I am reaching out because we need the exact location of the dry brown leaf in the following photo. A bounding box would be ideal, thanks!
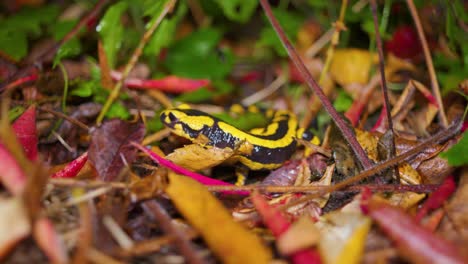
[165,172,272,264]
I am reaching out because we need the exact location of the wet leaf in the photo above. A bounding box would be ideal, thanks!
[89,120,145,181]
[165,172,272,264]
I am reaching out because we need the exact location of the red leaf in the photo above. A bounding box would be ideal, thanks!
[415,176,456,223]
[12,105,38,161]
[51,152,88,179]
[0,143,27,195]
[364,199,466,264]
[88,120,145,181]
[111,71,209,93]
[251,192,322,264]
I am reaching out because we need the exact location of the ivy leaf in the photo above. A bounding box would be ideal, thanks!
[97,1,128,68]
[164,28,234,79]
[440,131,468,166]
[212,0,258,23]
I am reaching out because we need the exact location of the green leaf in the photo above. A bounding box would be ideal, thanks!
[258,8,304,57]
[143,0,169,28]
[8,106,25,122]
[0,30,27,60]
[212,0,258,23]
[54,39,82,66]
[97,1,128,68]
[333,90,353,112]
[144,2,187,57]
[106,102,130,119]
[71,80,95,97]
[175,79,234,103]
[164,28,234,79]
[440,131,468,166]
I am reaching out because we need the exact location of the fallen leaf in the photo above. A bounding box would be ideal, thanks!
[51,152,88,178]
[11,105,38,161]
[89,120,145,181]
[33,217,68,264]
[0,142,27,195]
[165,172,272,264]
[415,175,456,223]
[277,216,320,255]
[166,144,235,171]
[316,211,371,264]
[330,49,374,86]
[0,197,30,261]
[251,192,322,264]
[364,198,467,264]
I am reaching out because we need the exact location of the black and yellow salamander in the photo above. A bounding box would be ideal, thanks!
[160,104,319,185]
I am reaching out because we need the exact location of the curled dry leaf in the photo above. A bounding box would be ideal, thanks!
[0,197,30,261]
[11,105,38,161]
[88,119,145,181]
[316,211,371,264]
[165,172,272,264]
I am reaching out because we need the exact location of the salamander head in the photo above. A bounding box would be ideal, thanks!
[160,106,215,141]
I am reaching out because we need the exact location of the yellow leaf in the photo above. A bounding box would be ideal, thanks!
[165,172,272,264]
[277,216,320,255]
[166,144,235,171]
[317,212,371,264]
[330,49,375,86]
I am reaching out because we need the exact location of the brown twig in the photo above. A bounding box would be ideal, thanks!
[369,0,398,182]
[96,0,176,124]
[259,0,373,170]
[406,0,448,128]
[282,120,462,210]
[142,200,203,264]
[206,183,440,194]
[0,0,109,93]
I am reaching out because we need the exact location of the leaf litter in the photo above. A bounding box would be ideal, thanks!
[0,0,467,263]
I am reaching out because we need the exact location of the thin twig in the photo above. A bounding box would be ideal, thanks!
[206,183,440,194]
[259,0,373,170]
[96,0,176,124]
[369,0,398,182]
[37,106,90,131]
[406,0,448,128]
[0,0,109,93]
[142,200,203,264]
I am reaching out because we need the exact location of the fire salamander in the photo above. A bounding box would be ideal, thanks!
[160,104,319,185]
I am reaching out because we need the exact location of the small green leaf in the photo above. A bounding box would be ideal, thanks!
[71,80,95,97]
[333,90,353,112]
[106,102,130,120]
[8,106,25,122]
[97,1,128,68]
[440,131,468,166]
[54,39,82,66]
[212,0,258,23]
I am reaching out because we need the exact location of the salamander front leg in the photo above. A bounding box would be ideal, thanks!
[235,165,249,186]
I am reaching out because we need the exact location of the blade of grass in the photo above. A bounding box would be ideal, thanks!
[259,0,373,170]
[406,0,448,128]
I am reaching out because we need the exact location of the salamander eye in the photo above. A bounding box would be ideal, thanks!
[301,130,314,141]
